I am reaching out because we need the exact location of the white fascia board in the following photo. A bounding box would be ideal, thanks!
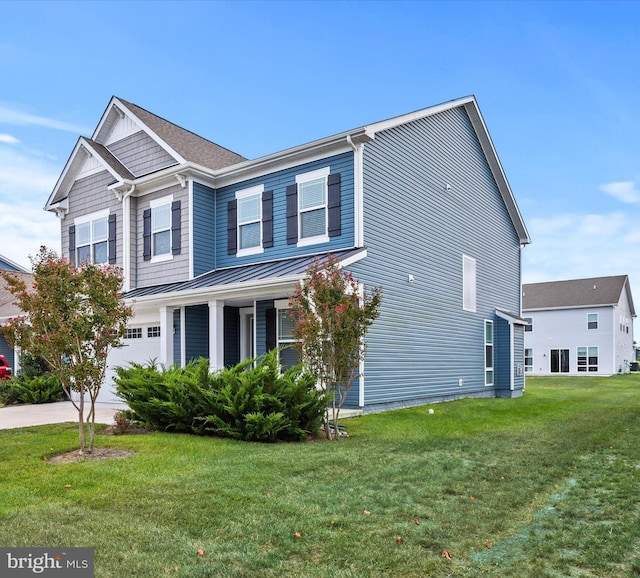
[495,308,528,325]
[463,100,531,246]
[45,138,123,211]
[522,304,616,313]
[126,275,304,308]
[363,95,477,137]
[214,128,372,189]
[103,97,187,164]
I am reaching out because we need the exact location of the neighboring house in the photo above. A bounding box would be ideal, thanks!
[522,275,636,375]
[0,255,31,370]
[45,95,531,408]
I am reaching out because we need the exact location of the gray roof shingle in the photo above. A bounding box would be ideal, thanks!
[117,98,247,171]
[522,275,631,311]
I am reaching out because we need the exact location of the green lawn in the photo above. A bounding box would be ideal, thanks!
[1,375,640,577]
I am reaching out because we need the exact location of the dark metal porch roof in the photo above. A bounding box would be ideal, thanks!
[124,247,366,299]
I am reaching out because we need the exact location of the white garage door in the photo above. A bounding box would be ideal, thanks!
[99,326,161,403]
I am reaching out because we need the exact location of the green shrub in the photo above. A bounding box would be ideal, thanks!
[1,375,63,405]
[114,350,325,442]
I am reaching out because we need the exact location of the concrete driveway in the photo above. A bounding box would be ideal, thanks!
[0,401,126,430]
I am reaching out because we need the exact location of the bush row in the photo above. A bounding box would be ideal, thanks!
[113,348,326,443]
[0,374,64,405]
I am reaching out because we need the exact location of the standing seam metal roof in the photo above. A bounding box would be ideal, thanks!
[124,248,366,299]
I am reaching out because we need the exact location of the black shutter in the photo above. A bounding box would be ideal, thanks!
[223,306,240,368]
[286,184,298,245]
[171,200,181,255]
[262,190,273,248]
[265,308,277,351]
[327,173,341,237]
[108,214,117,264]
[143,208,152,261]
[68,225,76,265]
[227,199,237,255]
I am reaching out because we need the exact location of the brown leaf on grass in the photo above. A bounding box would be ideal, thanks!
[413,518,420,525]
[196,549,206,557]
[396,536,402,544]
[484,540,491,548]
[470,495,476,500]
[294,532,302,539]
[64,484,72,489]
[442,550,452,559]
[362,510,371,515]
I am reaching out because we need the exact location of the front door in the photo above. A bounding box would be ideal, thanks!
[550,349,569,373]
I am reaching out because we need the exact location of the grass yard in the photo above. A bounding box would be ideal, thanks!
[1,375,640,577]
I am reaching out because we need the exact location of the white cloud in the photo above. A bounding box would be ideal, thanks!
[0,133,19,144]
[0,103,89,134]
[599,181,640,204]
[0,147,59,197]
[523,211,640,285]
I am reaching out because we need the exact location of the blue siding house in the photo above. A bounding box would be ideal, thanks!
[45,95,530,406]
[0,254,30,370]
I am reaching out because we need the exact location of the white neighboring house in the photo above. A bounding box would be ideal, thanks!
[522,275,636,376]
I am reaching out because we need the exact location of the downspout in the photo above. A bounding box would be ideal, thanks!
[346,135,365,247]
[118,184,135,292]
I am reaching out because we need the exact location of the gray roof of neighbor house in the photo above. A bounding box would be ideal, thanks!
[116,98,247,171]
[522,275,635,315]
[0,272,33,320]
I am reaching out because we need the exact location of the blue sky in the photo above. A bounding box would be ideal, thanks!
[1,0,639,304]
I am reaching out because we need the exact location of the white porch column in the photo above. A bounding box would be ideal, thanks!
[208,300,224,371]
[159,306,174,366]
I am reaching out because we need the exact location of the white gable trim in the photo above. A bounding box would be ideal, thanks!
[90,98,184,170]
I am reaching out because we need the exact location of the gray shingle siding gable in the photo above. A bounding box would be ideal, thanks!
[135,184,189,288]
[106,130,177,177]
[348,106,522,409]
[61,170,123,267]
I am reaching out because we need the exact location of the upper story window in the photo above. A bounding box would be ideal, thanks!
[588,313,598,330]
[151,200,171,257]
[524,317,533,332]
[463,255,477,312]
[236,185,264,257]
[286,167,341,248]
[297,168,329,245]
[71,209,116,266]
[143,196,181,263]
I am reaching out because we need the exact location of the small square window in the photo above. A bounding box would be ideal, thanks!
[588,313,598,330]
[125,327,143,339]
[147,326,161,338]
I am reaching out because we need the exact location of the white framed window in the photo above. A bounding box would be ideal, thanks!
[463,255,477,312]
[125,327,143,339]
[150,196,172,260]
[525,348,533,372]
[236,185,264,257]
[275,298,299,370]
[297,167,330,247]
[524,317,533,332]
[75,209,109,265]
[484,320,493,385]
[577,346,598,372]
[587,313,598,330]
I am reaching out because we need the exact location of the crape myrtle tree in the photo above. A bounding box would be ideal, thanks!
[0,247,132,454]
[289,255,381,440]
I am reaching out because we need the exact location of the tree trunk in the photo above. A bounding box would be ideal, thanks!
[77,390,85,455]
